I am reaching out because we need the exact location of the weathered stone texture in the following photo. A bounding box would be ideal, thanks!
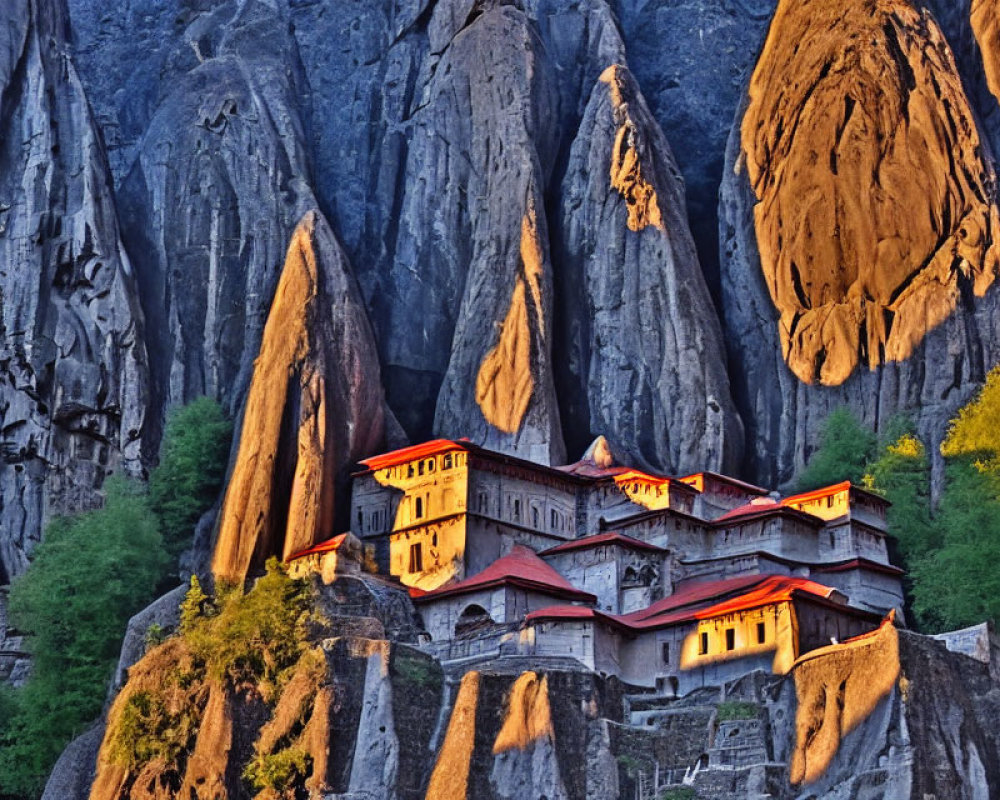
[211,211,388,585]
[0,0,148,583]
[116,1,317,432]
[720,0,1000,486]
[558,63,743,474]
[742,0,999,387]
[972,0,1000,105]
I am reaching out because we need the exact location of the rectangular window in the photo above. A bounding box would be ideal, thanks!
[531,506,539,529]
[415,497,424,519]
[757,622,766,644]
[427,458,436,473]
[699,632,709,655]
[661,642,670,664]
[418,460,425,476]
[407,463,415,478]
[725,628,736,651]
[512,498,521,523]
[443,453,453,469]
[408,543,423,573]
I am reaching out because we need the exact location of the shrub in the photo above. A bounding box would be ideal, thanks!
[716,700,759,721]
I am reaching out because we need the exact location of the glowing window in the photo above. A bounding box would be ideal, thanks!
[757,622,766,644]
[699,632,709,655]
[725,629,736,651]
[408,543,423,573]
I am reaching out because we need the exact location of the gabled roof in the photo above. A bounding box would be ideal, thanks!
[541,532,665,556]
[285,533,352,562]
[782,481,890,510]
[614,574,846,631]
[410,545,597,605]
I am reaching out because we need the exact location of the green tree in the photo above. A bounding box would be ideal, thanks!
[149,397,232,563]
[797,407,877,490]
[910,458,1000,631]
[0,479,167,797]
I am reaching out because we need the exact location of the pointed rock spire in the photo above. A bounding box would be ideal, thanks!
[211,211,388,584]
[557,64,743,475]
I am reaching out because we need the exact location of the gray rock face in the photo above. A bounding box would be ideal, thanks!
[613,0,778,295]
[116,0,317,432]
[0,0,148,582]
[557,63,743,474]
[39,724,103,800]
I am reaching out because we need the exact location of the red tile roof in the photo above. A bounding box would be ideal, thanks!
[285,534,351,562]
[615,574,844,630]
[716,497,780,521]
[541,532,665,556]
[357,439,470,472]
[410,545,597,605]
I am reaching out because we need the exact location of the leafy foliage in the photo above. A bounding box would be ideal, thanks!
[910,459,1000,631]
[243,747,312,792]
[864,431,937,566]
[941,365,1000,477]
[105,561,316,777]
[0,478,166,797]
[149,397,232,563]
[181,559,312,698]
[797,407,877,490]
[716,700,759,721]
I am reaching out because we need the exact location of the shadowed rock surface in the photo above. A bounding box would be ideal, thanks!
[115,0,317,437]
[557,63,743,475]
[211,211,388,585]
[0,0,148,583]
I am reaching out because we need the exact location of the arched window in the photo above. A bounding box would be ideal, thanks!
[455,604,494,637]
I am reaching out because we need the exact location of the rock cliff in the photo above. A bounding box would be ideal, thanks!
[720,0,1000,485]
[557,63,743,474]
[211,210,389,585]
[60,568,1000,800]
[0,0,148,583]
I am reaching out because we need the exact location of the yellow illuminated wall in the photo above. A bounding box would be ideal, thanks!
[785,489,849,521]
[679,602,800,676]
[368,450,470,590]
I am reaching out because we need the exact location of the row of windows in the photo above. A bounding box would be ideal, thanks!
[474,490,572,533]
[697,621,768,656]
[383,453,460,481]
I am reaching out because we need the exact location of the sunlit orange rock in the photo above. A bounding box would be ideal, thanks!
[973,0,1000,104]
[211,210,388,584]
[741,0,1000,386]
[790,615,900,786]
[426,670,481,800]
